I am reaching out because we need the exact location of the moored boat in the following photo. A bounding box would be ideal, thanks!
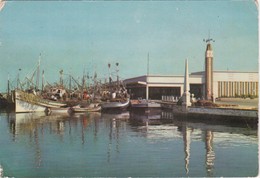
[130,99,161,108]
[15,90,67,113]
[101,98,130,111]
[44,107,72,115]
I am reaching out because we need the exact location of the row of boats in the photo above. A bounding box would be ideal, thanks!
[1,88,161,115]
[3,87,129,114]
[0,59,161,114]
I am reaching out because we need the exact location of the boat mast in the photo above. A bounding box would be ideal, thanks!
[59,69,63,87]
[17,68,21,89]
[69,74,72,91]
[146,53,149,100]
[7,73,10,95]
[41,70,44,91]
[36,53,41,90]
[116,62,119,88]
[81,68,86,100]
[108,63,112,88]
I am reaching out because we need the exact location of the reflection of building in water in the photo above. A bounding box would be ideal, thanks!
[204,130,215,176]
[182,126,193,175]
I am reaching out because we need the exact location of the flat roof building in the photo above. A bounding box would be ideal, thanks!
[123,40,258,101]
[124,71,258,100]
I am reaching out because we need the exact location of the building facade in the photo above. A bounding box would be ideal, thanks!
[124,41,258,100]
[124,71,258,100]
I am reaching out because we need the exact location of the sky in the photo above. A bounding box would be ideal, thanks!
[0,0,258,92]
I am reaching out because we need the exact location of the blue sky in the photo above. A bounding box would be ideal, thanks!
[0,1,258,92]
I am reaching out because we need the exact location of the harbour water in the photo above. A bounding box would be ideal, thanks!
[0,110,258,177]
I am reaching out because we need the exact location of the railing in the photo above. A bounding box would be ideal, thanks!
[161,95,179,102]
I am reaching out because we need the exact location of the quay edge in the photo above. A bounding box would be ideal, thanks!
[161,102,258,119]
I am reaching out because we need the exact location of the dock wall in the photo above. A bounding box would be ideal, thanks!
[188,107,258,118]
[161,103,258,118]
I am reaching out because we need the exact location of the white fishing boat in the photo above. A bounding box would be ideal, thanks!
[101,98,130,110]
[100,62,130,111]
[15,90,67,113]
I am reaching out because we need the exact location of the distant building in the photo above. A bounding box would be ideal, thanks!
[124,41,258,100]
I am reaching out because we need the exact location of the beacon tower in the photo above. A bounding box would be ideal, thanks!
[204,38,214,101]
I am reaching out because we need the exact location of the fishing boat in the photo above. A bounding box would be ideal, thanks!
[101,98,130,111]
[15,90,67,113]
[100,62,130,111]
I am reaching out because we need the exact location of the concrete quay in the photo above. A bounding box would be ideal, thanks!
[160,99,258,119]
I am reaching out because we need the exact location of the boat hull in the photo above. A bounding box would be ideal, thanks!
[73,106,101,113]
[101,99,130,110]
[15,90,67,113]
[130,100,161,108]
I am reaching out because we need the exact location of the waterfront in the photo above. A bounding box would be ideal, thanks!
[0,110,258,177]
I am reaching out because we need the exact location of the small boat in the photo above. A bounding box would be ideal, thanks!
[71,103,101,113]
[130,99,161,115]
[101,98,130,111]
[44,107,72,115]
[130,99,161,109]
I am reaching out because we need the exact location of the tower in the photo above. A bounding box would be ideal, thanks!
[204,38,214,101]
[182,59,191,107]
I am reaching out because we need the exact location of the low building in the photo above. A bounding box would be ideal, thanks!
[124,39,258,101]
[124,71,258,100]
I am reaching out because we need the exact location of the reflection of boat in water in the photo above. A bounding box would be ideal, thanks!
[130,111,161,120]
[129,109,163,126]
[101,111,130,120]
[8,112,69,136]
[15,90,67,113]
[10,112,47,123]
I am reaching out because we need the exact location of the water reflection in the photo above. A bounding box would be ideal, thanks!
[1,109,257,177]
[9,113,67,139]
[129,109,257,176]
[8,113,69,168]
[101,112,129,163]
[182,126,192,175]
[204,130,215,176]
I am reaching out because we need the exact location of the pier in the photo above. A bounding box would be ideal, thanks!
[159,98,258,120]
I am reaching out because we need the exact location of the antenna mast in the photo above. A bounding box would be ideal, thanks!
[203,30,215,43]
[147,53,150,76]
